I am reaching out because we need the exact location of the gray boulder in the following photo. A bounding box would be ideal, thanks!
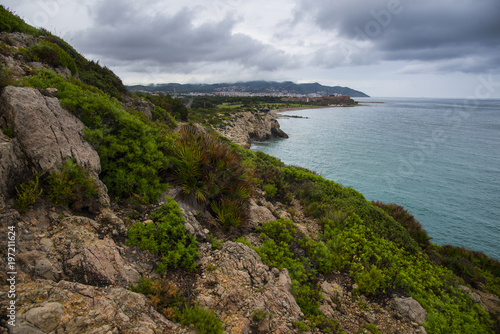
[393,296,427,324]
[16,280,181,334]
[196,241,302,333]
[0,86,100,174]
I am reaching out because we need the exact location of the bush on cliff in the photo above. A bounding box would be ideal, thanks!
[15,169,43,214]
[170,125,252,226]
[131,277,224,334]
[135,92,188,122]
[47,158,98,209]
[127,197,199,272]
[21,40,78,75]
[242,149,495,333]
[0,5,39,35]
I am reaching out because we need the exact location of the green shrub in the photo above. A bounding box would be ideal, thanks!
[372,201,431,249]
[170,125,251,225]
[251,309,268,323]
[1,126,14,138]
[0,5,39,35]
[22,40,77,75]
[131,277,223,333]
[136,92,188,122]
[359,323,380,334]
[0,64,14,89]
[255,219,324,320]
[126,197,199,272]
[207,234,223,250]
[47,158,98,209]
[263,183,277,199]
[171,125,251,203]
[179,303,224,334]
[294,321,310,333]
[431,244,500,296]
[15,170,43,213]
[354,265,385,295]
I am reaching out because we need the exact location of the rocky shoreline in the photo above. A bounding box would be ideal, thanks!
[213,110,288,148]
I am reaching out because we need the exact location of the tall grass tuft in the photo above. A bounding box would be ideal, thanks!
[170,125,252,226]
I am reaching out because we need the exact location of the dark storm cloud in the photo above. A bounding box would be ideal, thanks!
[72,0,291,72]
[296,0,500,72]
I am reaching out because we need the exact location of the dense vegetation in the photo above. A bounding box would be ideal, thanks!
[130,277,223,334]
[127,197,199,272]
[240,150,497,333]
[2,6,498,333]
[169,125,252,226]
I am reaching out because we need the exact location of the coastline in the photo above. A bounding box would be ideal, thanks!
[270,105,331,118]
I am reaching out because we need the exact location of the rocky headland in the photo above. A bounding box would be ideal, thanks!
[213,110,288,148]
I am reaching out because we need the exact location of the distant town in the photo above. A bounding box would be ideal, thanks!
[126,81,370,98]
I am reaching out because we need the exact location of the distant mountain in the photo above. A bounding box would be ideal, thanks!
[127,81,370,97]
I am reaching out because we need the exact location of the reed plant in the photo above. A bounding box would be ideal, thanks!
[170,125,252,226]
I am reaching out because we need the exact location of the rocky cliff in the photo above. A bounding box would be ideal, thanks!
[214,110,288,148]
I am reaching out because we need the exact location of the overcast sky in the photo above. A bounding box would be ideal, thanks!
[3,0,500,98]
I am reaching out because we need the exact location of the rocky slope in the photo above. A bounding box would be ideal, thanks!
[0,82,428,334]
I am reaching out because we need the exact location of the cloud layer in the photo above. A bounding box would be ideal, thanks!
[2,0,500,96]
[294,0,500,72]
[71,0,294,79]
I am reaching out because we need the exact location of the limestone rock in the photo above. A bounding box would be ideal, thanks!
[0,129,30,207]
[16,280,181,334]
[215,110,288,148]
[51,217,140,287]
[247,199,276,225]
[0,86,101,174]
[393,297,427,325]
[24,302,65,332]
[196,241,301,333]
[0,86,109,210]
[121,97,155,120]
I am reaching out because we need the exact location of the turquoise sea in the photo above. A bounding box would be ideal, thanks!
[251,98,500,260]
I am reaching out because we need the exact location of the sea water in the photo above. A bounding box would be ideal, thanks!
[251,98,500,260]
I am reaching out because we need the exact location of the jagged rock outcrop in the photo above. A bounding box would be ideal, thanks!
[393,297,427,325]
[0,203,159,290]
[0,86,100,174]
[121,96,155,121]
[13,280,182,334]
[247,198,276,226]
[195,241,302,333]
[215,110,288,148]
[0,129,30,209]
[0,86,109,210]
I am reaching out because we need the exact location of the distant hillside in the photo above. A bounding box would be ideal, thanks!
[127,81,370,97]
